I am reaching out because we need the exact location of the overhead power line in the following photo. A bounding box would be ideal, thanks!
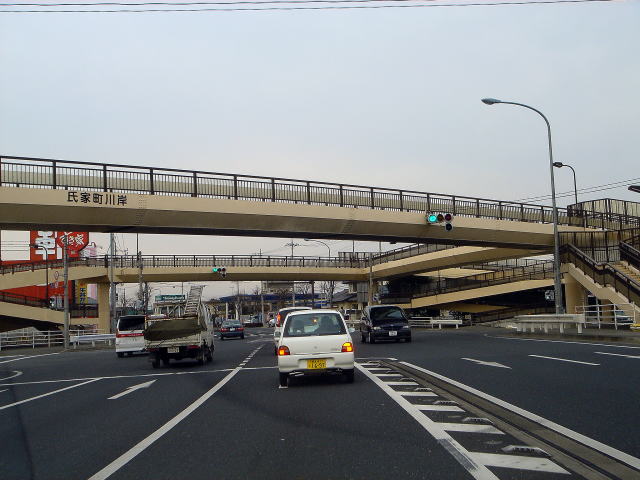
[0,0,617,13]
[513,176,640,204]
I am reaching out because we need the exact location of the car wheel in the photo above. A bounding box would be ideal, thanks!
[279,372,289,387]
[162,357,170,367]
[369,332,376,344]
[151,354,160,369]
[406,337,412,343]
[360,332,366,343]
[344,369,355,383]
[117,352,124,358]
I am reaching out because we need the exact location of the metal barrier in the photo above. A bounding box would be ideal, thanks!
[4,154,637,228]
[0,328,106,350]
[409,317,462,328]
[575,303,637,330]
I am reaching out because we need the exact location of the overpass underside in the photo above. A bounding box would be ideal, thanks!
[0,302,95,332]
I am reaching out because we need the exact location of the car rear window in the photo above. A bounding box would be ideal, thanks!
[283,313,346,337]
[223,320,241,327]
[118,315,145,331]
[370,307,407,325]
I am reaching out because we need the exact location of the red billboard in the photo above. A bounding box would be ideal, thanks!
[29,231,89,261]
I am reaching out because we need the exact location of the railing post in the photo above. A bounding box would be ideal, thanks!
[370,188,375,209]
[271,178,276,202]
[192,172,198,198]
[339,185,344,207]
[149,168,155,194]
[399,190,404,211]
[476,199,481,218]
[52,160,57,189]
[103,165,108,192]
[427,194,431,212]
[498,201,503,220]
[541,206,545,223]
[233,175,238,199]
[306,182,311,205]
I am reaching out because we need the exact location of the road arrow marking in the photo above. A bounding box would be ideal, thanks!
[462,358,511,369]
[0,371,22,381]
[108,380,156,400]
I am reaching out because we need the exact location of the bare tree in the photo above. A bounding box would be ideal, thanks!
[295,282,311,306]
[319,281,337,308]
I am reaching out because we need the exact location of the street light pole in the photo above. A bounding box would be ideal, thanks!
[553,162,578,206]
[30,243,50,307]
[61,235,70,349]
[303,239,332,307]
[482,98,564,314]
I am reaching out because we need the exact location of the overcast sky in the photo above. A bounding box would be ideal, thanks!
[1,1,638,299]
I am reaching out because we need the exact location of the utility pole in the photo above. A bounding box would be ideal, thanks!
[368,252,373,306]
[109,233,116,333]
[310,281,315,308]
[62,235,70,349]
[137,250,144,314]
[260,286,265,325]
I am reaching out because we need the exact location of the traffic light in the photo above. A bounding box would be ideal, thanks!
[426,212,453,231]
[212,267,227,278]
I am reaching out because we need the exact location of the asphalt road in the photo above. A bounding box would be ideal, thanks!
[1,327,639,480]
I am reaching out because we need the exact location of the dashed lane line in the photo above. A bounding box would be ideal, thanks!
[398,361,640,471]
[88,345,264,480]
[528,355,599,366]
[486,335,640,349]
[594,351,640,359]
[0,379,100,411]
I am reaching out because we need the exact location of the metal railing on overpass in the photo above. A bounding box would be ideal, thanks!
[4,155,638,229]
[381,260,555,302]
[370,243,457,265]
[0,254,369,276]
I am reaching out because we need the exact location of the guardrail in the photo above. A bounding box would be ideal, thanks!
[0,328,106,350]
[575,303,636,330]
[409,317,463,328]
[3,155,638,229]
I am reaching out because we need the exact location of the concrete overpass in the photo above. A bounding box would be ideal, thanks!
[3,155,629,248]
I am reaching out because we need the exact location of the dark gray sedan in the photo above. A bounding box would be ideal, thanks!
[219,320,245,340]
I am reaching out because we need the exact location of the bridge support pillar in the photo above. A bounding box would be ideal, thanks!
[564,273,586,315]
[97,283,112,333]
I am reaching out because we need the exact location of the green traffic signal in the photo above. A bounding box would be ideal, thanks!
[428,214,438,223]
[212,267,219,273]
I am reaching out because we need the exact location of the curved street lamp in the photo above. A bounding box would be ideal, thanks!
[482,97,564,314]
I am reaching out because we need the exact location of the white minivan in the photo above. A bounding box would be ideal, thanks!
[276,309,355,387]
[115,315,146,357]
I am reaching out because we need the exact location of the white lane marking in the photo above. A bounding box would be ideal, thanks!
[462,358,511,369]
[0,371,22,381]
[0,355,24,358]
[528,355,599,366]
[374,373,403,377]
[595,351,640,359]
[0,352,61,364]
[399,361,640,471]
[0,379,99,411]
[0,389,6,394]
[89,345,263,480]
[356,364,500,480]
[437,423,504,435]
[108,380,156,400]
[399,391,436,397]
[240,366,278,370]
[415,404,465,412]
[487,335,640,350]
[0,368,233,387]
[356,357,398,361]
[385,381,419,386]
[470,452,569,474]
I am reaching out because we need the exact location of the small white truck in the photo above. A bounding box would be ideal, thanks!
[144,286,214,368]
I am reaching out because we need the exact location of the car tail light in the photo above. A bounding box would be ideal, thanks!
[238,327,244,331]
[220,328,228,332]
[341,342,354,353]
[276,313,282,327]
[277,346,290,356]
[116,332,143,338]
[187,345,200,350]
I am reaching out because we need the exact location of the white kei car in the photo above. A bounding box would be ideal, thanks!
[276,309,355,387]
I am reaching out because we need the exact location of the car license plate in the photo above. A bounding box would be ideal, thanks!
[307,359,327,369]
[167,347,179,353]
[389,330,398,336]
[229,328,235,331]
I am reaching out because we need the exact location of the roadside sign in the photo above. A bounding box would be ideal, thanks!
[545,290,555,302]
[155,294,185,302]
